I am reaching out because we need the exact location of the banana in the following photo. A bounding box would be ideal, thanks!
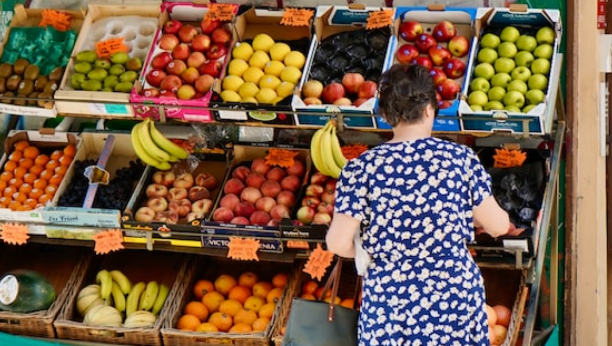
[84,305,123,327]
[123,310,157,328]
[126,282,146,317]
[109,270,132,295]
[137,119,172,162]
[111,282,126,312]
[329,125,348,169]
[319,122,342,179]
[131,123,172,171]
[138,281,159,311]
[95,270,113,301]
[151,284,169,316]
[148,120,189,160]
[310,122,333,177]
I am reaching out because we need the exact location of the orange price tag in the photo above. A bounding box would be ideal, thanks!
[204,4,237,22]
[227,237,260,261]
[93,229,124,255]
[265,149,299,168]
[493,148,527,168]
[303,243,334,281]
[287,240,309,249]
[39,9,72,31]
[366,9,394,30]
[95,38,128,59]
[280,8,314,27]
[341,143,368,161]
[0,223,29,245]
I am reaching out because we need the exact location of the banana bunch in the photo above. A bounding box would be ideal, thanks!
[131,118,189,171]
[310,121,348,179]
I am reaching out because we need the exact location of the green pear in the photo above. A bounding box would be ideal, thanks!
[110,52,129,65]
[71,73,86,90]
[87,68,108,81]
[81,80,102,91]
[114,81,133,93]
[119,71,138,83]
[74,62,93,74]
[125,57,142,72]
[109,64,126,76]
[94,59,112,70]
[76,50,97,63]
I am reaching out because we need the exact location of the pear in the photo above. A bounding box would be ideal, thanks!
[76,51,97,63]
[110,52,129,65]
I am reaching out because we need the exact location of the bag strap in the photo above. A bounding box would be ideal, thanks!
[319,258,343,322]
[352,276,362,310]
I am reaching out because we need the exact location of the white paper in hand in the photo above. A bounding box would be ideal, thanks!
[354,232,371,276]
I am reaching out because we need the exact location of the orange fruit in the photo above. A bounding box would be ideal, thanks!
[0,171,13,182]
[266,287,283,304]
[0,180,6,192]
[258,303,276,319]
[49,174,63,186]
[340,298,355,309]
[300,293,316,300]
[252,317,270,331]
[238,272,259,289]
[58,155,72,167]
[193,279,215,301]
[44,184,57,196]
[45,160,59,171]
[34,154,49,167]
[12,192,27,203]
[50,150,62,161]
[23,198,37,209]
[218,299,243,317]
[208,312,233,332]
[8,177,23,188]
[29,188,43,200]
[13,140,30,151]
[29,165,44,176]
[39,169,53,181]
[8,200,21,211]
[63,144,76,157]
[23,173,36,184]
[183,301,209,322]
[18,183,32,196]
[0,196,9,208]
[54,165,68,176]
[243,295,265,313]
[229,323,253,334]
[214,274,237,296]
[13,166,27,179]
[23,146,39,159]
[202,291,225,313]
[17,204,32,211]
[233,308,257,326]
[252,282,273,299]
[3,186,16,198]
[33,179,47,190]
[195,322,218,332]
[18,158,33,170]
[176,314,201,331]
[9,150,23,162]
[301,280,318,295]
[323,296,341,305]
[228,285,251,304]
[38,193,53,204]
[315,287,332,300]
[3,160,17,172]
[271,273,288,288]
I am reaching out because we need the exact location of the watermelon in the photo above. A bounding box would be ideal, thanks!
[0,269,56,313]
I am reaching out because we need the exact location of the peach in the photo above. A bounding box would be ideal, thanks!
[321,191,335,204]
[342,72,365,94]
[220,194,240,210]
[251,158,271,175]
[224,178,245,195]
[324,179,337,193]
[245,173,266,189]
[146,197,169,213]
[168,187,188,200]
[317,202,334,214]
[169,198,192,217]
[152,171,176,187]
[146,183,168,198]
[135,207,155,222]
[305,184,324,197]
[286,160,305,177]
[195,172,218,190]
[296,206,315,224]
[266,167,286,182]
[266,219,280,227]
[255,197,276,213]
[234,201,256,218]
[186,211,204,222]
[312,212,332,225]
[241,187,263,204]
[155,210,179,224]
[188,186,210,201]
[261,180,281,198]
[270,204,290,221]
[276,191,296,208]
[174,172,195,189]
[280,175,301,192]
[232,166,252,180]
[250,211,271,226]
[192,198,213,214]
[230,216,250,225]
[212,207,234,223]
[301,196,321,208]
[310,172,329,185]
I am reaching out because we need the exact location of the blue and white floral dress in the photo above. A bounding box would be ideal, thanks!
[334,137,491,346]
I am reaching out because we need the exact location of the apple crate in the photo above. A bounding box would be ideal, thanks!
[458,5,563,135]
[162,256,299,346]
[55,3,161,118]
[0,243,91,338]
[0,130,81,231]
[376,5,477,132]
[54,250,191,346]
[0,5,85,118]
[210,6,316,125]
[292,4,395,129]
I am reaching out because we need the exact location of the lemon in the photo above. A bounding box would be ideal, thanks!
[256,87,277,104]
[275,81,295,98]
[259,75,281,90]
[248,51,271,69]
[280,66,302,84]
[243,66,265,84]
[232,42,254,61]
[228,59,249,77]
[238,82,260,99]
[264,61,285,77]
[220,90,242,102]
[272,96,285,105]
[269,42,292,61]
[242,96,258,104]
[284,51,306,69]
[252,33,275,52]
[222,75,244,92]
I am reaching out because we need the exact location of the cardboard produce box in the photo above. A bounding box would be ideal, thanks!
[55,2,161,118]
[458,5,562,135]
[292,4,395,129]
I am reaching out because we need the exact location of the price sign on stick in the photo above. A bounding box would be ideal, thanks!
[366,10,394,30]
[0,223,29,245]
[303,243,334,281]
[93,229,125,255]
[265,149,299,168]
[493,148,527,168]
[228,237,260,261]
[95,38,128,59]
[281,8,314,27]
[204,4,236,22]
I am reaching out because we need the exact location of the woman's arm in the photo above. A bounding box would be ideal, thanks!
[325,213,361,258]
[473,195,510,238]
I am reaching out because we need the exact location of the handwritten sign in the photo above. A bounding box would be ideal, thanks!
[39,9,71,31]
[281,8,314,27]
[366,10,394,30]
[0,223,29,245]
[287,240,309,249]
[341,143,368,161]
[93,229,124,255]
[204,4,236,22]
[227,237,260,261]
[303,243,334,281]
[493,148,527,168]
[95,38,128,59]
[265,149,299,168]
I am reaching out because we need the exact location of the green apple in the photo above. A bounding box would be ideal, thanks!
[488,86,506,102]
[504,105,522,113]
[523,104,538,113]
[474,62,495,80]
[477,48,498,64]
[497,42,518,58]
[484,100,504,111]
[536,26,555,44]
[531,58,551,75]
[526,89,546,104]
[516,35,537,52]
[470,77,491,93]
[534,44,553,59]
[468,90,489,106]
[481,33,501,49]
[491,72,512,88]
[507,80,528,94]
[470,104,484,112]
[511,66,532,82]
[515,51,535,67]
[528,73,549,90]
[494,58,516,74]
[503,90,526,108]
[500,26,520,43]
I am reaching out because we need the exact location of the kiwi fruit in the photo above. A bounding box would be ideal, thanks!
[27,91,38,106]
[23,64,40,80]
[1,91,14,104]
[13,95,26,106]
[34,75,48,91]
[37,91,53,108]
[6,75,21,91]
[44,81,58,94]
[13,58,29,75]
[17,79,34,96]
[48,67,64,81]
[0,63,12,79]
[0,77,6,94]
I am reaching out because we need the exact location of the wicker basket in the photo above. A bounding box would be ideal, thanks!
[161,257,300,346]
[53,250,191,346]
[0,243,91,338]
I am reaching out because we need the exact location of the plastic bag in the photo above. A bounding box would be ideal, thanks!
[354,232,371,276]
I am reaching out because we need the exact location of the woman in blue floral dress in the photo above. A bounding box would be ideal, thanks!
[326,64,511,346]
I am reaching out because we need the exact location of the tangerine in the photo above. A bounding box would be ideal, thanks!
[243,295,265,313]
[18,183,32,195]
[0,171,13,182]
[340,298,355,309]
[9,151,23,162]
[214,274,237,296]
[193,279,215,301]
[13,166,27,179]
[252,282,273,299]
[258,303,276,319]
[58,155,72,166]
[300,293,316,300]
[18,158,34,170]
[12,192,27,203]
[183,301,209,322]
[252,317,270,331]
[8,200,21,211]
[34,154,49,167]
[33,179,47,190]
[195,322,219,332]
[0,196,9,208]
[29,165,44,176]
[45,184,57,196]
[233,308,257,326]
[314,286,331,300]
[38,193,53,204]
[238,272,259,289]
[13,140,30,151]
[0,180,6,191]
[3,160,17,172]
[202,291,225,313]
[50,150,62,161]
[29,188,43,200]
[3,186,16,198]
[208,312,233,332]
[228,323,253,333]
[266,287,283,304]
[228,285,252,304]
[23,146,39,159]
[271,273,288,288]
[17,204,32,211]
[49,174,63,186]
[176,314,201,331]
[39,169,53,181]
[63,144,76,157]
[218,299,243,317]
[54,165,68,176]
[23,173,36,184]
[8,177,23,187]
[45,160,59,171]
[23,198,37,209]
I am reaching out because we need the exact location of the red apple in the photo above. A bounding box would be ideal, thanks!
[286,160,305,177]
[159,33,180,51]
[321,191,335,205]
[442,58,466,79]
[159,75,182,92]
[276,190,296,207]
[448,35,470,58]
[255,196,276,213]
[280,174,301,192]
[310,172,329,185]
[324,179,336,193]
[251,158,271,175]
[205,43,227,61]
[200,19,221,34]
[353,98,369,107]
[438,100,453,109]
[232,166,252,180]
[428,45,452,66]
[212,207,234,223]
[146,197,168,213]
[436,92,442,102]
[317,202,334,214]
[230,216,250,225]
[163,20,182,35]
[194,74,215,93]
[245,173,266,189]
[195,173,218,190]
[191,198,213,215]
[177,84,196,100]
[235,201,256,218]
[181,67,200,85]
[312,212,332,225]
[305,184,324,197]
[191,34,211,52]
[145,69,166,87]
[146,183,168,198]
[399,21,423,42]
[261,180,281,198]
[301,196,321,208]
[267,219,280,227]
[241,187,263,204]
[178,24,198,43]
[429,68,447,86]
[159,90,177,99]
[142,88,160,98]
[224,178,245,195]
[413,56,433,70]
[199,60,222,78]
[302,80,324,98]
[169,198,192,217]
[341,73,365,94]
[250,211,271,226]
[432,21,457,42]
[266,167,287,182]
[296,206,315,224]
[151,52,173,70]
[152,171,175,187]
[135,207,155,222]
[415,33,437,54]
[436,79,461,101]
[211,27,231,45]
[166,59,187,76]
[395,43,419,64]
[321,82,345,104]
[172,43,191,61]
[220,194,240,210]
[188,186,210,201]
[270,204,290,220]
[357,81,377,99]
[187,52,206,69]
